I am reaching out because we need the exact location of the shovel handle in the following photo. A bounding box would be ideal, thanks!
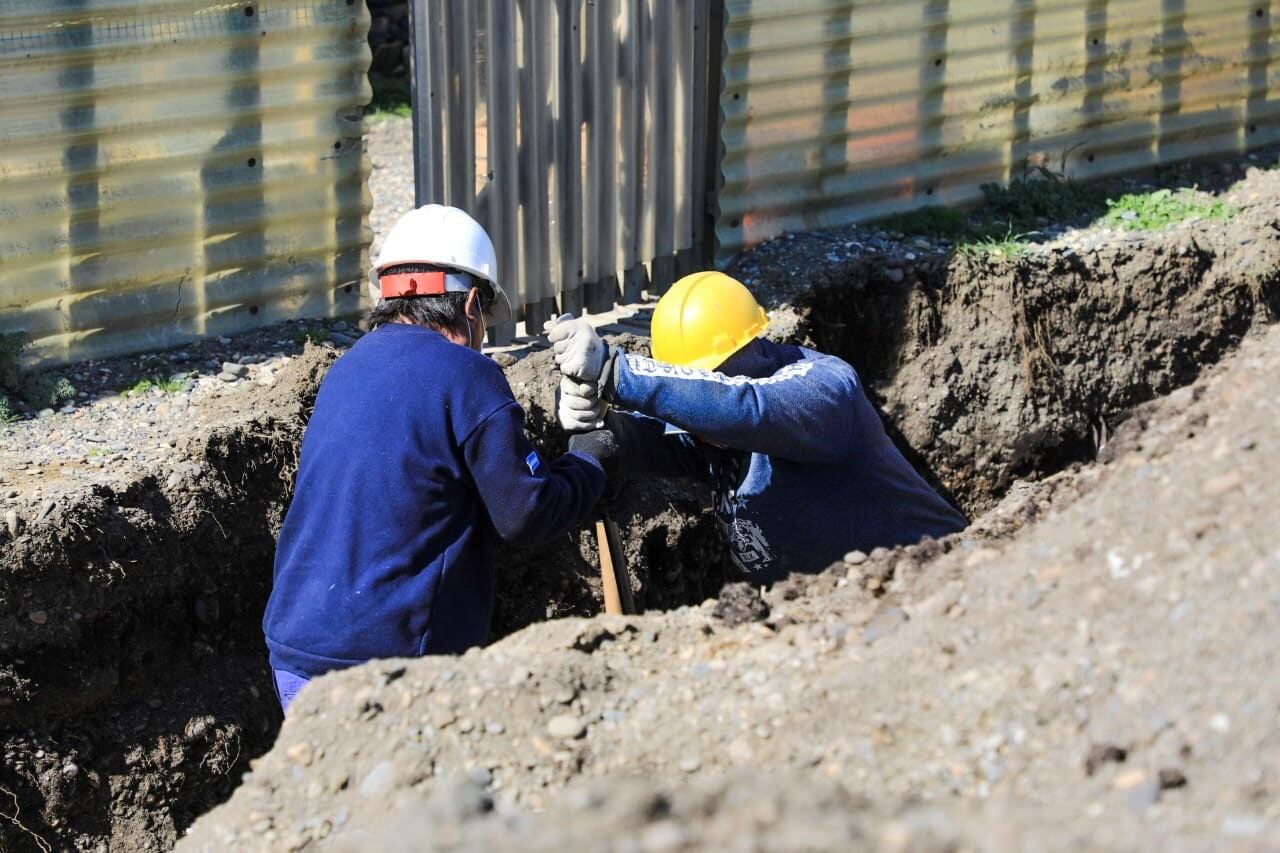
[596,514,636,615]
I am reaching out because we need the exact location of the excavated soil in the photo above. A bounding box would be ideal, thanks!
[182,324,1280,851]
[3,168,1280,849]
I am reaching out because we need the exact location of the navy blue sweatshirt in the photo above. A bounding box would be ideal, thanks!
[608,338,967,581]
[265,324,604,679]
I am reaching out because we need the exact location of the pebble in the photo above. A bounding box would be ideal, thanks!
[286,742,315,767]
[1202,471,1243,497]
[546,715,586,739]
[359,761,395,797]
[1157,768,1187,790]
[1126,779,1161,814]
[884,268,906,283]
[1220,815,1267,837]
[678,756,701,773]
[28,610,47,626]
[5,510,19,537]
[843,550,868,565]
[217,372,240,383]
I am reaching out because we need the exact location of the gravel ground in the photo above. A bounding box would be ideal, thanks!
[366,116,416,260]
[0,320,363,508]
[182,322,1280,850]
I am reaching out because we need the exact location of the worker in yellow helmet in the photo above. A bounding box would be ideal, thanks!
[546,271,967,581]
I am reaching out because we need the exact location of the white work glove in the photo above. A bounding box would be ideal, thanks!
[558,376,607,432]
[544,313,607,383]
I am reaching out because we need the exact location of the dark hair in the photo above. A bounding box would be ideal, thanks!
[368,291,471,335]
[367,263,489,335]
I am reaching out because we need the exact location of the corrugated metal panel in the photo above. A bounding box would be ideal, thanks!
[411,0,715,342]
[716,0,1280,260]
[0,0,371,364]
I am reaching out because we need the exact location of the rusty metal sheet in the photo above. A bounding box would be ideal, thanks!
[716,0,1280,260]
[0,0,371,364]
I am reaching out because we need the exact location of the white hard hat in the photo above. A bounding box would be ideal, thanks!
[369,204,513,328]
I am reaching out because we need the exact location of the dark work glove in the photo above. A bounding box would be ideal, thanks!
[568,427,623,510]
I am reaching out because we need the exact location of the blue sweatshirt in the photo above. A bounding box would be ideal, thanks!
[608,339,967,581]
[264,324,605,679]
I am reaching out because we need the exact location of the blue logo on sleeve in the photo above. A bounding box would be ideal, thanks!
[526,451,541,475]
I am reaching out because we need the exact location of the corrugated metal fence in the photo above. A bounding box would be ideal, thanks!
[717,0,1280,260]
[0,0,371,364]
[409,0,721,340]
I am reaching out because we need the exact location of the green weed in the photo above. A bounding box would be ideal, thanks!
[292,329,329,346]
[365,79,412,122]
[0,333,77,417]
[979,169,1111,224]
[1102,188,1234,231]
[123,375,186,396]
[876,206,973,240]
[957,228,1035,260]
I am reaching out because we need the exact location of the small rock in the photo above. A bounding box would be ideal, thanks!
[1220,815,1266,838]
[286,742,315,767]
[28,610,47,626]
[221,362,249,378]
[359,761,395,797]
[862,607,907,645]
[1210,712,1231,733]
[5,510,20,537]
[218,336,232,345]
[884,268,905,283]
[1084,743,1127,776]
[1157,768,1187,790]
[678,756,701,773]
[1127,779,1161,814]
[547,715,586,739]
[329,333,358,347]
[1202,471,1243,497]
[37,499,55,521]
[217,372,240,383]
[843,550,868,565]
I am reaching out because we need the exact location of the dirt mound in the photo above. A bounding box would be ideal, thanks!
[335,771,981,852]
[0,346,338,851]
[181,324,1280,851]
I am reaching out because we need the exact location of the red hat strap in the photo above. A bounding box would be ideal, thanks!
[379,270,449,299]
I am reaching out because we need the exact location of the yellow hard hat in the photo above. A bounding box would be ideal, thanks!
[651,271,769,370]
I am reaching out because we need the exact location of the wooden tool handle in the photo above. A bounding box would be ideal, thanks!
[596,519,625,614]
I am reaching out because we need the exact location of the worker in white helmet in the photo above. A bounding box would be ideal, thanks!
[263,205,618,712]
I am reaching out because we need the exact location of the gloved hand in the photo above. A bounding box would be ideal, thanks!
[544,313,608,384]
[568,427,623,508]
[557,375,607,432]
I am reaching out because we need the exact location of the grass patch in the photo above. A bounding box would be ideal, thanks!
[978,170,1111,224]
[122,375,187,396]
[957,228,1035,260]
[1102,188,1234,231]
[876,206,973,240]
[292,329,329,346]
[365,78,412,122]
[874,169,1110,244]
[0,333,76,419]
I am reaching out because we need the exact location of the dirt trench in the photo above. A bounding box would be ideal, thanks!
[1,213,1277,850]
